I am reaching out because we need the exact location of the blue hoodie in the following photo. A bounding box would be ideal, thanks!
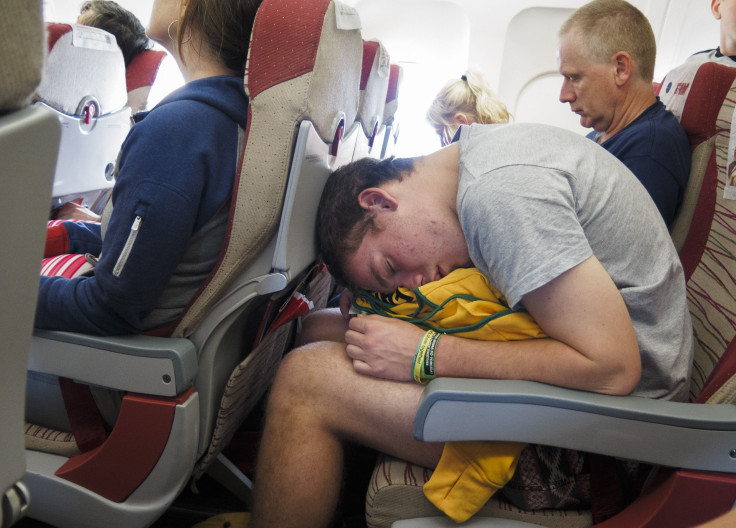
[36,76,249,335]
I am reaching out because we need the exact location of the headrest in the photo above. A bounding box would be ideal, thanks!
[659,62,736,148]
[126,49,167,93]
[383,63,403,125]
[36,23,127,116]
[0,0,45,111]
[663,62,736,258]
[125,49,167,113]
[356,39,391,137]
[245,0,362,142]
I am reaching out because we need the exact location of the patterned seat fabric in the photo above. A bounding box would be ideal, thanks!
[0,0,45,111]
[657,62,736,400]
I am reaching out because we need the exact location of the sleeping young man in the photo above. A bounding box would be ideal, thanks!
[250,122,693,528]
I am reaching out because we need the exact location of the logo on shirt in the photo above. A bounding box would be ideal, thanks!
[674,82,689,95]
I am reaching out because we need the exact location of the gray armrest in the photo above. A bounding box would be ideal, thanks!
[415,378,736,474]
[29,329,197,397]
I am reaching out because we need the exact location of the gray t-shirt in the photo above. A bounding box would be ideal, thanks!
[456,123,693,401]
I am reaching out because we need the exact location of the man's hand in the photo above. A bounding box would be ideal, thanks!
[54,200,101,222]
[345,315,425,380]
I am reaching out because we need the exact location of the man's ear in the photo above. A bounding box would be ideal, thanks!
[357,188,399,212]
[712,0,722,21]
[612,51,633,86]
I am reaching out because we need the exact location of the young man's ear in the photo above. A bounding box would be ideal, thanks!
[357,188,399,212]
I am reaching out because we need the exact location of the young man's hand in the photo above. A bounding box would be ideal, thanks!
[338,288,354,319]
[345,315,425,381]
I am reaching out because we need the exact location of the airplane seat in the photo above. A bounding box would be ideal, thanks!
[353,39,391,160]
[657,61,736,254]
[380,63,403,159]
[183,0,362,487]
[21,1,362,527]
[36,23,131,216]
[0,1,61,526]
[366,60,736,528]
[125,49,167,114]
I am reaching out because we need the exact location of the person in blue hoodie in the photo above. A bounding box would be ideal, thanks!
[27,0,261,431]
[35,0,261,336]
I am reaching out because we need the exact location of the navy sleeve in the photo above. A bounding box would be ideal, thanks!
[35,100,237,335]
[62,221,103,255]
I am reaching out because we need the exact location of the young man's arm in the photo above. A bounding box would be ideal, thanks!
[346,255,641,396]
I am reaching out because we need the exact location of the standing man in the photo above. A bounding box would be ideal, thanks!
[558,0,691,227]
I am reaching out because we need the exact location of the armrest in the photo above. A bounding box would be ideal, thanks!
[415,378,736,474]
[28,329,197,397]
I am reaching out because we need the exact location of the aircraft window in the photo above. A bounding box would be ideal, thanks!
[514,73,587,136]
[497,7,574,128]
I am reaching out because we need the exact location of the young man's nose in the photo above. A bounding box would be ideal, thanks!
[399,271,424,290]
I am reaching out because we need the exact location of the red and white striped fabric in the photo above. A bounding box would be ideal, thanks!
[41,254,94,279]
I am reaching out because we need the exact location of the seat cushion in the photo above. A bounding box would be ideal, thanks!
[25,423,80,457]
[366,454,593,528]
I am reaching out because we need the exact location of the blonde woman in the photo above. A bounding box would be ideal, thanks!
[427,69,511,146]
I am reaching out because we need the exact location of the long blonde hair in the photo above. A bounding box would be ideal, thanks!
[426,69,511,144]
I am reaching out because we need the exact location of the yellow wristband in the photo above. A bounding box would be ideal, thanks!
[422,331,440,381]
[411,338,424,382]
[413,330,440,384]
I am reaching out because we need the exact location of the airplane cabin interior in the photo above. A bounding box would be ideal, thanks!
[2,0,736,527]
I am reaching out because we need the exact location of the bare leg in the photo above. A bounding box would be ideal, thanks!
[295,307,347,347]
[251,340,443,528]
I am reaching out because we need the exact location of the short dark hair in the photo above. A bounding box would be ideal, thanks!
[79,1,149,67]
[316,156,414,289]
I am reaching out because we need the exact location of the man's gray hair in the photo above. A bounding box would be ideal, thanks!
[559,0,656,82]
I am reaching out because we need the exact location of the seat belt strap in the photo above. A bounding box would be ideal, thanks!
[58,377,108,452]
